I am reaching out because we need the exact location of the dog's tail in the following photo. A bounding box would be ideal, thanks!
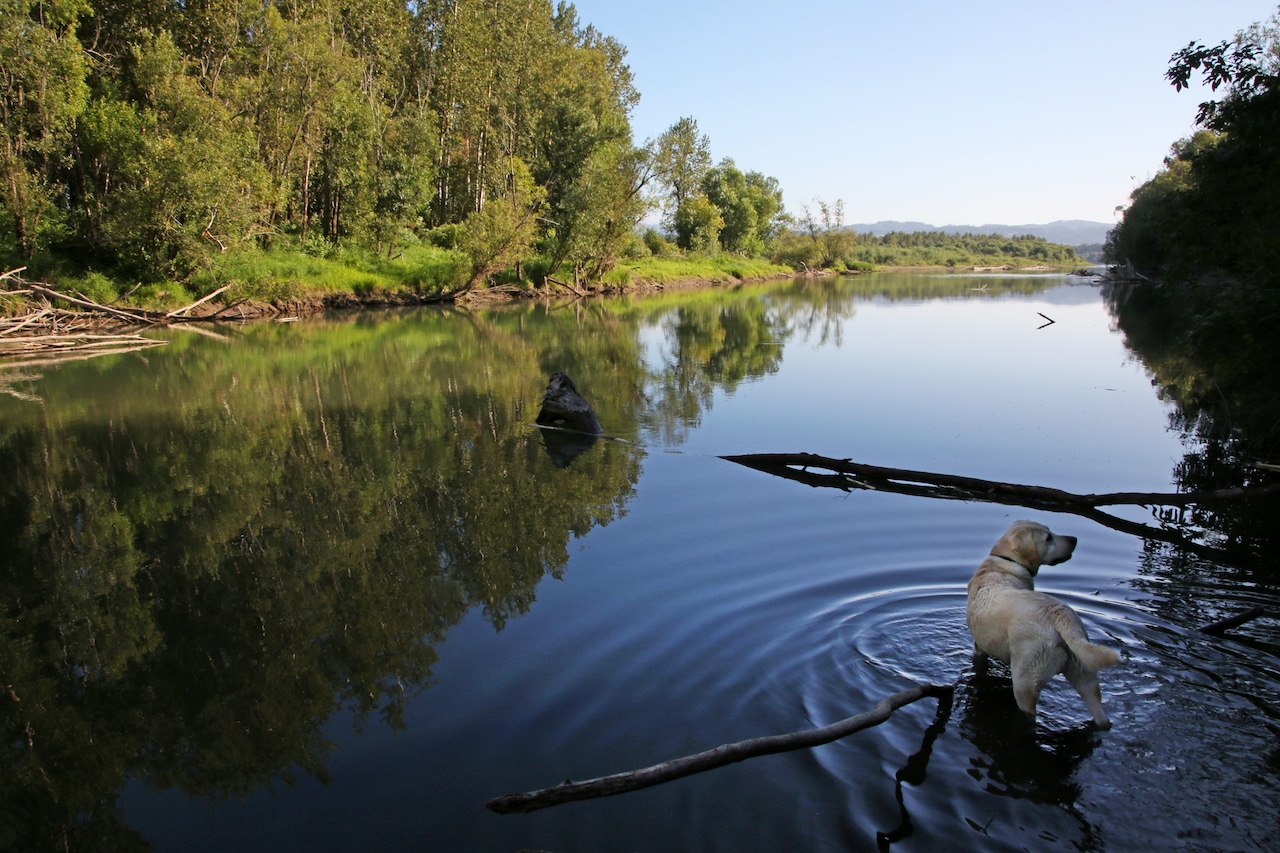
[1054,606,1122,670]
[1068,637,1122,671]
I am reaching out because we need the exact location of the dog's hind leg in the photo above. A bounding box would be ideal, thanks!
[1009,654,1053,722]
[1066,659,1112,730]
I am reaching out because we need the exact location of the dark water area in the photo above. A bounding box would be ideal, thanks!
[1,273,1277,852]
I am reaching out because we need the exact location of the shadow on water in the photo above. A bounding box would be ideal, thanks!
[953,670,1104,849]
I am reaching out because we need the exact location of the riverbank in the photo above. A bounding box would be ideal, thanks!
[1,259,1094,339]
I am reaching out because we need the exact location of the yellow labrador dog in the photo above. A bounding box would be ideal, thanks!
[966,520,1122,729]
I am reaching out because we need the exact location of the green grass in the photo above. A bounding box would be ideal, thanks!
[612,254,791,285]
[184,244,470,302]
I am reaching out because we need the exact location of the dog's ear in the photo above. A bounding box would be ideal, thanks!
[991,523,1042,572]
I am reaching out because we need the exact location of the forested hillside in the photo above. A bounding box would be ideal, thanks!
[0,0,663,290]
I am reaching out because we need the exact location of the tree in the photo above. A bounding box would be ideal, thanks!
[793,198,853,268]
[672,193,722,253]
[551,140,652,282]
[652,116,711,229]
[1108,11,1280,282]
[426,0,557,223]
[72,32,275,279]
[701,158,784,255]
[458,156,546,291]
[534,4,648,282]
[0,0,90,260]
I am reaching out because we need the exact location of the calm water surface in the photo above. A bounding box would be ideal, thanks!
[2,273,1277,852]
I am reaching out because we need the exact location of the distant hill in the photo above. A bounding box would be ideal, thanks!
[848,219,1111,246]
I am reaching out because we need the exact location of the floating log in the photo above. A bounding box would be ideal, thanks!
[486,681,953,814]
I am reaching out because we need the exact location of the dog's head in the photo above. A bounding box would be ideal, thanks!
[990,520,1076,574]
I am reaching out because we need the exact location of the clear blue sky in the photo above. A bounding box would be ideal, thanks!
[568,0,1279,226]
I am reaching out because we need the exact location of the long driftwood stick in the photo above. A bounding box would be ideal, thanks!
[486,682,953,814]
[166,284,232,317]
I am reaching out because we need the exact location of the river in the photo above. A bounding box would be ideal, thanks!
[1,272,1277,851]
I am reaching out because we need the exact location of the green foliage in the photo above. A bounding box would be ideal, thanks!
[771,198,851,269]
[652,116,712,228]
[672,194,723,253]
[1105,130,1219,273]
[458,157,546,291]
[1108,11,1280,286]
[0,0,664,290]
[643,228,676,257]
[0,0,91,258]
[773,220,1082,271]
[701,158,785,255]
[75,32,277,280]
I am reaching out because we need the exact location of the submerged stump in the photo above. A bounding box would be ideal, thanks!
[536,372,602,435]
[535,372,602,468]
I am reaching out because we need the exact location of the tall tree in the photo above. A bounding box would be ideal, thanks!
[458,156,545,291]
[534,4,647,280]
[652,116,711,228]
[427,0,556,223]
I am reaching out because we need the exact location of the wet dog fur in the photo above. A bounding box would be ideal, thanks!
[966,520,1122,728]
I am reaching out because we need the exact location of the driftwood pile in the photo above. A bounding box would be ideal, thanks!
[1,268,244,365]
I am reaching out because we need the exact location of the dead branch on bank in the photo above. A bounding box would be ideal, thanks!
[545,276,586,297]
[721,452,1280,567]
[486,681,953,814]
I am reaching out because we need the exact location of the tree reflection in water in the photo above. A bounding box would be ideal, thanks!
[7,272,1268,850]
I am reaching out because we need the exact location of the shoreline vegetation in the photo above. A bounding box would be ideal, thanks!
[2,237,1087,344]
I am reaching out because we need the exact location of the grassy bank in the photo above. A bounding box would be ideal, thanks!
[9,236,1084,321]
[21,248,794,315]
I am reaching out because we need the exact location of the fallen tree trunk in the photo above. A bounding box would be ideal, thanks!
[27,283,154,324]
[486,681,953,814]
[721,452,1280,508]
[721,452,1279,567]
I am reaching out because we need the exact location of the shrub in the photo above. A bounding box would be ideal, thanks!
[643,228,676,257]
